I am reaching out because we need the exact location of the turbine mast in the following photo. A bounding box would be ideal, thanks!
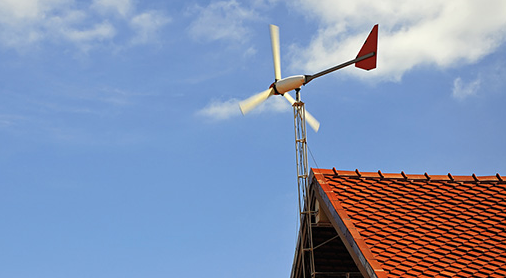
[293,88,316,278]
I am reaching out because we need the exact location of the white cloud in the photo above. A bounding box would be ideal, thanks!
[243,46,257,58]
[197,98,242,120]
[288,0,506,81]
[63,22,116,42]
[452,77,481,100]
[187,0,260,43]
[0,0,170,51]
[197,95,291,121]
[0,0,64,47]
[0,0,66,21]
[92,0,133,17]
[130,11,171,45]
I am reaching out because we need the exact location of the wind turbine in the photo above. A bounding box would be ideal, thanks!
[239,24,378,132]
[239,23,378,278]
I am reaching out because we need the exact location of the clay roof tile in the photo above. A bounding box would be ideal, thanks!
[310,168,506,278]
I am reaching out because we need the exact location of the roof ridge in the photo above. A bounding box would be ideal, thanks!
[326,168,505,182]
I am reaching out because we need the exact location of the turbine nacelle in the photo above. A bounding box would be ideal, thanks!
[270,75,306,95]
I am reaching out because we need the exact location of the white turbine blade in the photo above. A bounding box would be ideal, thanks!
[283,93,320,132]
[269,24,281,81]
[304,110,321,133]
[239,88,274,115]
[282,92,296,105]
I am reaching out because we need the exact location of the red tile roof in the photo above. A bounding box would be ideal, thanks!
[311,168,506,278]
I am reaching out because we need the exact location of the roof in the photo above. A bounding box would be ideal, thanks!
[304,168,506,278]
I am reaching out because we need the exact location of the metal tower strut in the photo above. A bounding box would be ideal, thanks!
[293,88,316,278]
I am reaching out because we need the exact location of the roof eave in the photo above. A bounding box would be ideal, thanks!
[311,168,388,278]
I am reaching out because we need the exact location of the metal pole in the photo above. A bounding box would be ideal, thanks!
[304,52,375,84]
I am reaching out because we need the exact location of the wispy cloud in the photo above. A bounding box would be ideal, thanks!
[187,0,261,44]
[129,11,171,45]
[92,0,133,17]
[452,77,481,100]
[0,0,170,51]
[62,22,116,47]
[197,95,291,121]
[0,114,24,128]
[288,0,506,81]
[197,98,242,120]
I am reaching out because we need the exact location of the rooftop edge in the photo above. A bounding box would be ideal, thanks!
[310,168,505,182]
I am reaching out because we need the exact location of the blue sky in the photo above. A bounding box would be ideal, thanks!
[1,0,505,277]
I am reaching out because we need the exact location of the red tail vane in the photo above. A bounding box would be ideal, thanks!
[355,24,378,71]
